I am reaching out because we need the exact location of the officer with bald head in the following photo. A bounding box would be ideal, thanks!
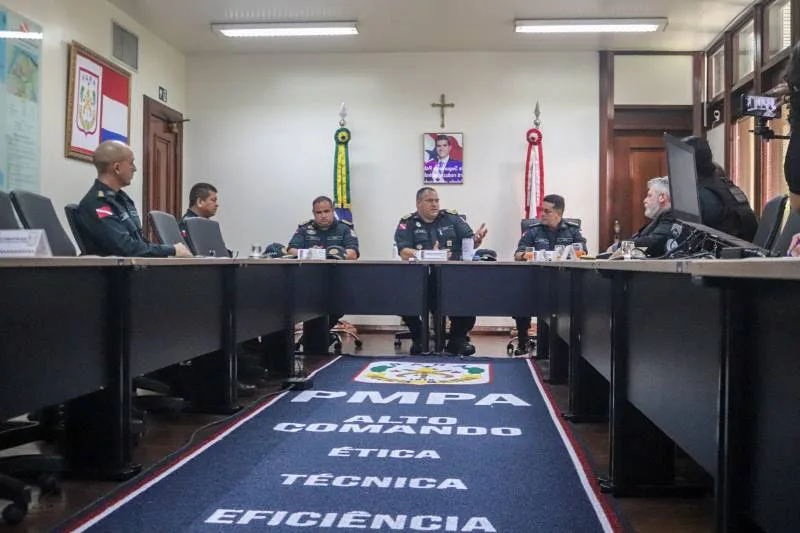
[76,140,193,257]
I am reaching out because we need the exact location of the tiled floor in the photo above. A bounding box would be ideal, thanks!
[5,333,713,532]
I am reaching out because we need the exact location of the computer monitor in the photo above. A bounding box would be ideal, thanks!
[664,133,702,224]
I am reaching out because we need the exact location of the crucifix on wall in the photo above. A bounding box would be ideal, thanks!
[431,93,454,129]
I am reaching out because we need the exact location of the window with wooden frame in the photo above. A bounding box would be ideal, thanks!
[733,20,756,81]
[766,0,792,60]
[708,46,725,99]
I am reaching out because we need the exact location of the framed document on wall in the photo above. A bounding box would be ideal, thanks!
[65,41,131,162]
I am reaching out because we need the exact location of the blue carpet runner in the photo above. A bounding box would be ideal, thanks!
[60,356,622,532]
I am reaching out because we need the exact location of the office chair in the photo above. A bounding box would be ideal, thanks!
[10,190,76,256]
[506,217,582,356]
[752,194,788,250]
[0,191,19,230]
[149,210,188,246]
[64,204,87,254]
[771,211,800,256]
[183,217,230,257]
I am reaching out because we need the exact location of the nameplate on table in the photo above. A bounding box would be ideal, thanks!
[297,248,326,260]
[419,250,448,261]
[0,229,52,258]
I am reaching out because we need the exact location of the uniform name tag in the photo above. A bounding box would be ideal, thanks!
[0,229,53,258]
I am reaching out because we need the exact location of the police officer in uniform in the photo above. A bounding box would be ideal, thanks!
[681,136,758,242]
[394,187,488,356]
[512,194,585,355]
[180,182,233,256]
[288,195,359,260]
[607,177,683,258]
[77,140,193,258]
[182,182,219,221]
[289,196,359,350]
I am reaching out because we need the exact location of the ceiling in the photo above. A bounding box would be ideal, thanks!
[108,0,754,54]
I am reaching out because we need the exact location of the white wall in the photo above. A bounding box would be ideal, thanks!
[614,55,693,105]
[6,0,186,224]
[186,51,599,326]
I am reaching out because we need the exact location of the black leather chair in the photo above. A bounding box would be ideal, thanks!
[64,204,87,255]
[0,191,19,230]
[0,191,68,524]
[752,194,788,250]
[149,210,188,246]
[183,217,229,257]
[771,211,800,256]
[10,190,76,256]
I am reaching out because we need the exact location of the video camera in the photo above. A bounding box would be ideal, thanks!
[741,94,789,141]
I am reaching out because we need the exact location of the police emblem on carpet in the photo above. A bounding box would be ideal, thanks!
[355,361,490,385]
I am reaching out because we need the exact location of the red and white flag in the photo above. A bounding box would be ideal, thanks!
[95,205,113,219]
[524,128,545,219]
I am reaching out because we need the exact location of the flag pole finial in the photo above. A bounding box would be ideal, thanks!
[339,102,348,127]
[534,101,541,129]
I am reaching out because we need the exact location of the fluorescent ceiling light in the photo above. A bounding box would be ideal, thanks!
[212,22,358,38]
[0,30,43,39]
[515,18,667,34]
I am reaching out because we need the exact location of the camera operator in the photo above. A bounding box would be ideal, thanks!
[766,41,800,213]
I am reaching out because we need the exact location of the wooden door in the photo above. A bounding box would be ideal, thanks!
[143,96,183,240]
[611,135,667,243]
[600,105,693,249]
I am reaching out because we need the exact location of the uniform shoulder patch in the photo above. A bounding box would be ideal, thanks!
[441,208,459,215]
[97,191,105,198]
[565,220,580,227]
[339,219,353,227]
[399,212,415,221]
[300,219,314,227]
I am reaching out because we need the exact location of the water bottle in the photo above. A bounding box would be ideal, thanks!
[392,242,399,260]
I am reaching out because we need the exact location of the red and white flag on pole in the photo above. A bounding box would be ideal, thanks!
[524,102,545,219]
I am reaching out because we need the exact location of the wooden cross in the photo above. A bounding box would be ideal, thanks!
[431,93,454,129]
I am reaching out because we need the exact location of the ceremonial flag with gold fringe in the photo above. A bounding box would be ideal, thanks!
[333,127,352,223]
[524,103,545,219]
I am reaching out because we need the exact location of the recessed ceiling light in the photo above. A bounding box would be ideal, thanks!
[211,22,358,38]
[515,18,668,34]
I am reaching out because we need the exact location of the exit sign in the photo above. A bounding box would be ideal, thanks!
[158,86,168,103]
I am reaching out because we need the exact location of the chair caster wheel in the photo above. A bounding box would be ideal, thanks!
[37,474,61,496]
[355,339,363,349]
[333,342,342,355]
[2,503,27,526]
[506,343,514,355]
[393,340,401,348]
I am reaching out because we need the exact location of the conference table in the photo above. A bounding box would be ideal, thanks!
[1,256,797,532]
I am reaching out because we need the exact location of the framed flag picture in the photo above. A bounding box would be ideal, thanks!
[64,41,131,162]
[423,132,463,184]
